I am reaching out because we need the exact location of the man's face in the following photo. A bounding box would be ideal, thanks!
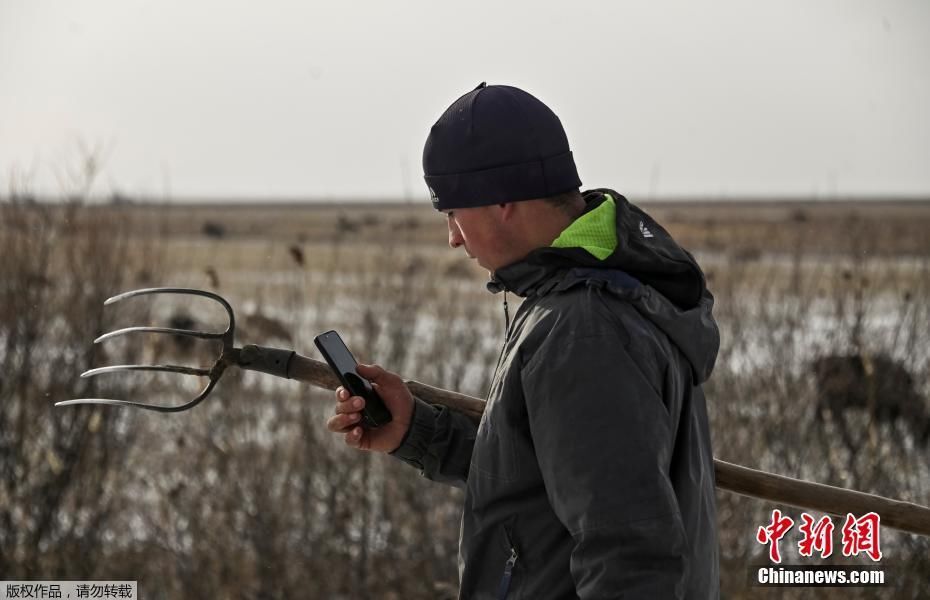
[443,205,510,273]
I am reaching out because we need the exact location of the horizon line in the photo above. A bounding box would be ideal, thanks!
[3,193,930,207]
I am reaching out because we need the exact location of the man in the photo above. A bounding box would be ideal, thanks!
[327,83,720,599]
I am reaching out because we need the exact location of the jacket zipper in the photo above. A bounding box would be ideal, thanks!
[488,293,519,398]
[489,294,533,396]
[497,547,518,600]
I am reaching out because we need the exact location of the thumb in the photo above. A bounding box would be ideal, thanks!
[356,363,388,382]
[357,363,406,394]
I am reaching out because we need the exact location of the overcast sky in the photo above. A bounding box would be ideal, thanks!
[1,0,928,201]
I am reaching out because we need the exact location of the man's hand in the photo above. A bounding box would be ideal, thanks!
[326,363,414,453]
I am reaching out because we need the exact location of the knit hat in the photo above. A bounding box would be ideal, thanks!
[423,82,582,211]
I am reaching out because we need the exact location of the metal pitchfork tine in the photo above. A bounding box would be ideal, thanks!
[56,288,237,412]
[56,286,486,418]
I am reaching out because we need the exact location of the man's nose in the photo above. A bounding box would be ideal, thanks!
[448,220,463,249]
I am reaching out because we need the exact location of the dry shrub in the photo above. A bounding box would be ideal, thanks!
[707,215,930,599]
[0,193,160,579]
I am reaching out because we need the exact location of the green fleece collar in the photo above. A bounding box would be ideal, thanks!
[550,193,617,260]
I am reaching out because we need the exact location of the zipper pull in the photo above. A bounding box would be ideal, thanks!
[505,547,518,571]
[497,548,518,600]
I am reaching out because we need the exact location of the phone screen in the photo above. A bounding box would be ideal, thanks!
[317,330,361,380]
[314,330,392,428]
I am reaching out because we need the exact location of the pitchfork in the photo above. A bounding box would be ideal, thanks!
[56,287,483,419]
[56,287,930,538]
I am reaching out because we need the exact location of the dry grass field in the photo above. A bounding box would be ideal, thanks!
[103,196,930,251]
[2,195,930,598]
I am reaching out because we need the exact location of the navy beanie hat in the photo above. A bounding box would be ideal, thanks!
[423,82,582,211]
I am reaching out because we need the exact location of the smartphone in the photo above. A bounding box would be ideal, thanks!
[313,330,393,429]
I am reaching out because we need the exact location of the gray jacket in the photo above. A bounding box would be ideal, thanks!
[391,190,720,599]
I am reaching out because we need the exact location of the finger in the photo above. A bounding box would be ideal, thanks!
[344,426,364,448]
[335,386,350,402]
[326,414,348,433]
[327,412,361,432]
[334,396,365,415]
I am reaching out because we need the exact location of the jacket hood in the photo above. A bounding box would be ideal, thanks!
[487,189,719,382]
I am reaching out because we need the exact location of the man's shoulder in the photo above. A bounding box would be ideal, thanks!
[554,267,644,296]
[531,268,643,329]
[521,268,677,366]
[512,286,639,365]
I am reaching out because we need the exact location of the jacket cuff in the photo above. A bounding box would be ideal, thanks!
[388,397,439,469]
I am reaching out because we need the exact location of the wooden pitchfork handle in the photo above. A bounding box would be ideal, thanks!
[245,345,930,539]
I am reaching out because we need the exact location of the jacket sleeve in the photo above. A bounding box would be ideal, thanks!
[521,331,689,599]
[388,397,477,488]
